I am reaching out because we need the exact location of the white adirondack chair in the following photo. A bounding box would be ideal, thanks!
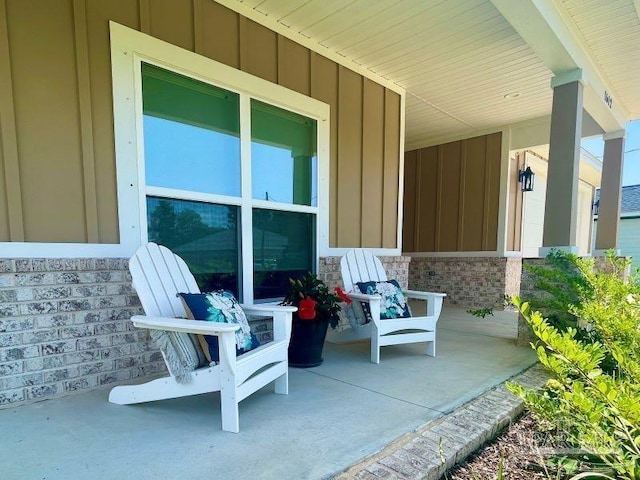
[108,243,296,433]
[327,249,446,363]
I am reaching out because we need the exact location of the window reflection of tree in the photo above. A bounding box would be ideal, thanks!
[147,199,239,295]
[253,209,282,297]
[148,200,214,248]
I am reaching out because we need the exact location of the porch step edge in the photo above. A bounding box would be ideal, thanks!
[332,363,548,480]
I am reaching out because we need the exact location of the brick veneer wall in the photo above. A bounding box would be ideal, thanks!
[0,257,168,407]
[408,257,522,309]
[318,255,411,291]
[518,258,546,345]
[505,258,523,299]
[519,258,546,302]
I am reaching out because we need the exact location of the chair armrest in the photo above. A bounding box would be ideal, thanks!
[404,290,447,300]
[347,292,382,302]
[240,304,297,315]
[403,290,445,318]
[239,304,296,343]
[131,315,240,336]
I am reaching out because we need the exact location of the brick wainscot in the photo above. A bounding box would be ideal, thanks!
[408,256,522,309]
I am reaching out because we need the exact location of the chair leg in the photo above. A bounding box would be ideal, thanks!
[274,370,288,395]
[426,339,436,357]
[371,335,380,364]
[220,386,239,433]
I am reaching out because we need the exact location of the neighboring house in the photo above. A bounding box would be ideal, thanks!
[0,1,638,407]
[593,185,640,270]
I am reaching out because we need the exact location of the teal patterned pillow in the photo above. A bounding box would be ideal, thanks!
[355,279,412,320]
[179,291,260,362]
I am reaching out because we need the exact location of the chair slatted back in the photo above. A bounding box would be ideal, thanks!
[129,243,200,318]
[340,249,388,292]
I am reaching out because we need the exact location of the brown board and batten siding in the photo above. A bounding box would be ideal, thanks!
[403,132,502,252]
[0,0,401,249]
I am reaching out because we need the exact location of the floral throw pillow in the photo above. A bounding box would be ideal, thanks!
[179,291,260,362]
[354,279,412,320]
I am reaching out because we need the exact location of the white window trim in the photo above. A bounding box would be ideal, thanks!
[112,22,330,301]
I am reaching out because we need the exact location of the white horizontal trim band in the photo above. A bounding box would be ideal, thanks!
[1,244,405,260]
[0,242,133,259]
[405,251,523,258]
[320,247,402,257]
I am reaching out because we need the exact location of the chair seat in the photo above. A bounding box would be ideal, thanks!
[329,249,446,363]
[376,316,436,334]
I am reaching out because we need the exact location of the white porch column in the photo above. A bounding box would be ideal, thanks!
[540,71,583,255]
[594,130,626,254]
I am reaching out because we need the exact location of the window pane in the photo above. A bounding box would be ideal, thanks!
[253,208,315,300]
[142,63,241,196]
[251,100,317,206]
[147,197,240,296]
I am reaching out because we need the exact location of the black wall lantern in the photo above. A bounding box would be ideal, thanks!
[519,166,535,192]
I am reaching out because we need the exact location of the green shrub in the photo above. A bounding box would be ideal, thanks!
[525,251,635,374]
[524,250,591,331]
[508,253,640,479]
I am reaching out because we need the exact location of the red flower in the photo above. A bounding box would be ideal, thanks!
[335,287,352,305]
[298,297,317,320]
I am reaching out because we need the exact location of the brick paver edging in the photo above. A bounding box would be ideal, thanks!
[334,364,548,480]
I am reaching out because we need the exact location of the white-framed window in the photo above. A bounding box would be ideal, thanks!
[110,22,330,303]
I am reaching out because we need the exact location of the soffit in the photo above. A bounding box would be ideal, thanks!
[236,0,554,149]
[559,0,640,119]
[231,0,640,148]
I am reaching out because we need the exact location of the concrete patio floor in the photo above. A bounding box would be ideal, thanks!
[0,306,536,480]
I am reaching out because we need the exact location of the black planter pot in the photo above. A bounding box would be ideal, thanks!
[288,318,329,368]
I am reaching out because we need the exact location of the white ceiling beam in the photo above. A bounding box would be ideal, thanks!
[491,0,629,133]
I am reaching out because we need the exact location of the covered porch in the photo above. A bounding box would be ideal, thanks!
[0,306,536,479]
[0,3,637,474]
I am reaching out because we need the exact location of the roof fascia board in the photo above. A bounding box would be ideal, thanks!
[213,0,405,96]
[491,0,629,132]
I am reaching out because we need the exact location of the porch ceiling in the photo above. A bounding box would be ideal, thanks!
[226,0,639,149]
[560,0,640,118]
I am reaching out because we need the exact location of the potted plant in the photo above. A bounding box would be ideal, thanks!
[281,273,343,367]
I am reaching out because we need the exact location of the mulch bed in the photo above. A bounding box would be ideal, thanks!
[446,413,568,479]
